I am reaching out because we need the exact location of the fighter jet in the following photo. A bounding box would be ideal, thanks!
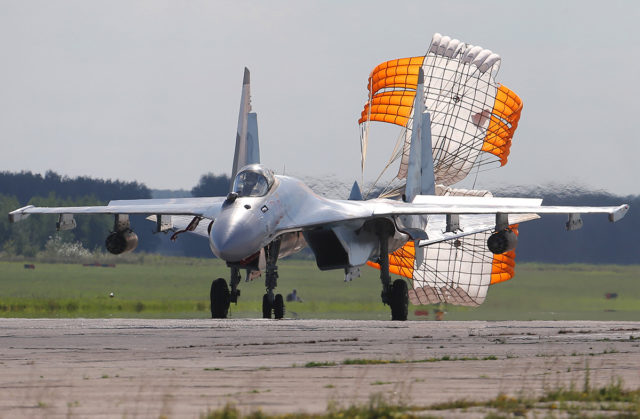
[9,67,629,321]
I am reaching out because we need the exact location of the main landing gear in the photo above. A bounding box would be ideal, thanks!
[209,241,285,320]
[262,239,284,319]
[210,278,230,319]
[377,225,409,321]
[210,267,243,319]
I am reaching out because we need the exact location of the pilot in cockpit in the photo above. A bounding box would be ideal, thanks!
[233,165,274,197]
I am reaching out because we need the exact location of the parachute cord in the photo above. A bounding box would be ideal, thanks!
[360,75,374,189]
[472,158,481,190]
[364,127,406,199]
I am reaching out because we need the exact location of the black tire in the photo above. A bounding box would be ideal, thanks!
[210,278,230,319]
[273,294,285,319]
[262,294,272,319]
[390,279,409,321]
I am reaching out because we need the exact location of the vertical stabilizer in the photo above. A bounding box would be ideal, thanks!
[404,68,436,202]
[246,112,260,166]
[230,67,261,190]
[420,112,435,196]
[348,181,363,201]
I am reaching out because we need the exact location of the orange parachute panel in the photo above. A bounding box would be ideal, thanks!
[368,56,424,95]
[359,91,417,125]
[361,113,411,127]
[490,225,519,285]
[367,240,415,279]
[482,85,523,166]
[369,75,421,96]
[359,56,425,128]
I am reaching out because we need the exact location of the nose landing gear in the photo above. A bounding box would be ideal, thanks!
[262,239,285,319]
[210,240,285,320]
[262,293,285,319]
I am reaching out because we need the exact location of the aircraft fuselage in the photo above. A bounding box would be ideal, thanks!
[208,172,411,271]
[208,175,314,263]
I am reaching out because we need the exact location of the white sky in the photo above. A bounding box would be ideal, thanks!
[1,0,638,195]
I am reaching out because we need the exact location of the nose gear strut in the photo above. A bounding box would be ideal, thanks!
[262,238,285,319]
[229,267,241,303]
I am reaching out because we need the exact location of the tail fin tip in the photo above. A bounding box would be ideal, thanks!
[243,67,250,85]
[349,181,363,201]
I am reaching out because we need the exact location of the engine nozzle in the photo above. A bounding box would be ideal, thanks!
[487,229,517,254]
[105,229,138,254]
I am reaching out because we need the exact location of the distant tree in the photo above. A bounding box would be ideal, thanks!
[0,193,110,255]
[0,171,158,255]
[0,194,23,255]
[494,187,639,264]
[191,173,231,197]
[0,170,151,205]
[1,192,163,256]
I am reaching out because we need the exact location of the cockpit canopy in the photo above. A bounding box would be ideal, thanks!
[232,164,275,197]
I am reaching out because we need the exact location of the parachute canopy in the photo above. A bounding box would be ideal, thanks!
[362,35,526,306]
[359,33,523,188]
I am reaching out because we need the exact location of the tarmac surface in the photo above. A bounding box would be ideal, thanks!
[1,318,639,418]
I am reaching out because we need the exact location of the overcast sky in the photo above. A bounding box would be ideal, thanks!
[1,0,638,196]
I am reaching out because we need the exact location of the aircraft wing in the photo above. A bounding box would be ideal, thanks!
[276,194,629,239]
[8,197,226,223]
[371,195,629,220]
[421,213,540,246]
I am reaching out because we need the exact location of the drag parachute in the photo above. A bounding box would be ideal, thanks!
[359,33,523,192]
[367,185,523,306]
[361,34,526,305]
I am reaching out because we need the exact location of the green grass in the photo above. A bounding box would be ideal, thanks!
[304,361,337,368]
[200,379,640,418]
[202,394,414,419]
[0,258,388,318]
[447,263,640,321]
[341,356,498,365]
[0,259,638,320]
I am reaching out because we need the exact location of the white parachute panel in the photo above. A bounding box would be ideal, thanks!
[398,34,502,185]
[409,230,494,306]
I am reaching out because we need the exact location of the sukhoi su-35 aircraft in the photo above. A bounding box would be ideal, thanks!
[9,35,630,321]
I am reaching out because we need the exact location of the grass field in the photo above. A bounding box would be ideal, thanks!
[0,258,638,320]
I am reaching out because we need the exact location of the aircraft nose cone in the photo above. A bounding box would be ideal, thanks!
[209,209,264,262]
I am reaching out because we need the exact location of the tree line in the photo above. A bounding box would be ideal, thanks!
[1,170,151,206]
[501,188,639,265]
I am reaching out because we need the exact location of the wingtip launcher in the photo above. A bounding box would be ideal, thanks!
[609,204,630,223]
[8,205,34,223]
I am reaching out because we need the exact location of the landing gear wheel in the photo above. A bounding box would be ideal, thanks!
[262,294,272,319]
[210,278,230,319]
[273,294,285,319]
[390,279,409,321]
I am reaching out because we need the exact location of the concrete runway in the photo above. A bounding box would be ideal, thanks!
[1,319,639,418]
